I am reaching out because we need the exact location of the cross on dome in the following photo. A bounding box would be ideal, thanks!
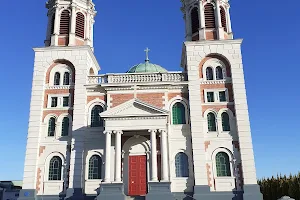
[144,47,150,62]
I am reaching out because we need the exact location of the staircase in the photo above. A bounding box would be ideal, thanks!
[125,196,146,200]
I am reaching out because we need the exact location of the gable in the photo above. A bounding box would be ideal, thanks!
[100,98,169,118]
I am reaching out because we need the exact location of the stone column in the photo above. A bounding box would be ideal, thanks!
[104,131,112,182]
[226,6,232,33]
[185,10,192,41]
[215,0,225,39]
[159,129,169,181]
[149,129,158,181]
[69,4,76,46]
[85,11,91,45]
[114,130,123,182]
[198,0,206,40]
[51,5,60,46]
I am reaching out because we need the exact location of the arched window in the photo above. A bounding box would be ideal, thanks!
[60,10,70,35]
[216,152,231,177]
[61,117,69,136]
[48,117,56,136]
[191,7,199,34]
[175,153,189,177]
[49,156,62,180]
[50,13,55,34]
[76,12,85,38]
[172,102,186,125]
[221,113,230,131]
[88,155,102,179]
[206,67,213,80]
[63,72,70,85]
[207,112,216,132]
[204,3,216,29]
[54,72,60,85]
[91,105,104,127]
[220,7,227,32]
[216,66,223,80]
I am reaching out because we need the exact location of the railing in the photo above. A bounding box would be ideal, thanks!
[88,72,187,84]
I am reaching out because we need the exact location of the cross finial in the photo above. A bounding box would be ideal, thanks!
[144,47,150,62]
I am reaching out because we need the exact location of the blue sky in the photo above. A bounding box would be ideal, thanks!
[0,0,299,181]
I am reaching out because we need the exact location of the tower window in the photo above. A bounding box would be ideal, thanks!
[60,10,70,35]
[54,72,60,85]
[51,97,58,107]
[49,156,62,180]
[48,117,56,137]
[76,12,85,39]
[216,152,231,177]
[221,112,230,131]
[91,105,104,127]
[63,72,70,85]
[216,66,224,80]
[220,7,227,32]
[50,13,55,34]
[207,92,215,102]
[219,91,227,102]
[191,7,199,34]
[204,3,216,29]
[207,112,216,132]
[172,102,186,124]
[61,117,69,136]
[206,67,213,80]
[175,153,189,177]
[88,155,102,179]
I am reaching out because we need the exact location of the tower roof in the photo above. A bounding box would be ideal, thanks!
[126,48,168,73]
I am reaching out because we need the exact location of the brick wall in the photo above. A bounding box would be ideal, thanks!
[111,94,134,108]
[137,93,164,108]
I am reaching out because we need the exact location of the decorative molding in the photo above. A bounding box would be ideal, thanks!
[200,79,232,85]
[105,116,167,121]
[45,85,74,90]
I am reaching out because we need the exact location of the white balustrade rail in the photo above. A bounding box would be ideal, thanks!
[88,72,187,84]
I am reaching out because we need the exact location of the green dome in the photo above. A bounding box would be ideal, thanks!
[127,60,168,73]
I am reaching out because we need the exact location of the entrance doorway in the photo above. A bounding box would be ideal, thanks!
[128,155,147,196]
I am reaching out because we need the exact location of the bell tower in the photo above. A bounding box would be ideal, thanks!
[45,0,96,47]
[181,0,233,41]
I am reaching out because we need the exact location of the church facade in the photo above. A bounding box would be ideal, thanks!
[18,0,263,200]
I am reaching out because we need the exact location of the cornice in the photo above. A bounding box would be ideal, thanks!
[104,116,167,121]
[184,39,243,46]
[33,45,100,70]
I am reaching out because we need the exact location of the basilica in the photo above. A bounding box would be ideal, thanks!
[18,0,263,200]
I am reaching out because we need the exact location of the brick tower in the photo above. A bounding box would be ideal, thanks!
[180,0,264,199]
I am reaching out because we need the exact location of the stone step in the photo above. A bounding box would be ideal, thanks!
[125,195,146,200]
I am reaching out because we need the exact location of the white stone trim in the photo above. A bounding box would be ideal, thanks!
[48,64,73,86]
[168,96,190,125]
[211,148,234,177]
[43,152,66,182]
[202,58,227,81]
[46,93,72,109]
[203,88,229,103]
[170,149,193,179]
[86,98,106,127]
[85,151,104,181]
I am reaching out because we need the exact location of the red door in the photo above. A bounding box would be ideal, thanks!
[128,156,147,196]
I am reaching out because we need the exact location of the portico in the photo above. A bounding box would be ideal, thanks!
[97,99,174,200]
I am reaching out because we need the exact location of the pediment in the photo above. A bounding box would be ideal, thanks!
[100,98,169,118]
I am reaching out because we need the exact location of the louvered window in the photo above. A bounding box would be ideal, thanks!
[60,10,70,35]
[204,4,216,28]
[220,7,227,32]
[191,7,199,34]
[50,14,55,34]
[76,12,85,38]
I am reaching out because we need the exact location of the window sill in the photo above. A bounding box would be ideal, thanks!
[45,107,73,110]
[85,179,103,182]
[172,177,189,180]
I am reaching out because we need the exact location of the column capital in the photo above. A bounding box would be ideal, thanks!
[148,129,157,134]
[103,131,112,135]
[158,129,167,134]
[113,130,123,135]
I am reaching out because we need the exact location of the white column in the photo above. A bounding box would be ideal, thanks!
[215,1,222,28]
[226,6,232,33]
[159,130,169,181]
[185,10,192,41]
[69,4,76,46]
[114,130,123,182]
[86,12,91,41]
[149,129,158,181]
[104,131,112,182]
[51,5,60,46]
[199,0,205,28]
